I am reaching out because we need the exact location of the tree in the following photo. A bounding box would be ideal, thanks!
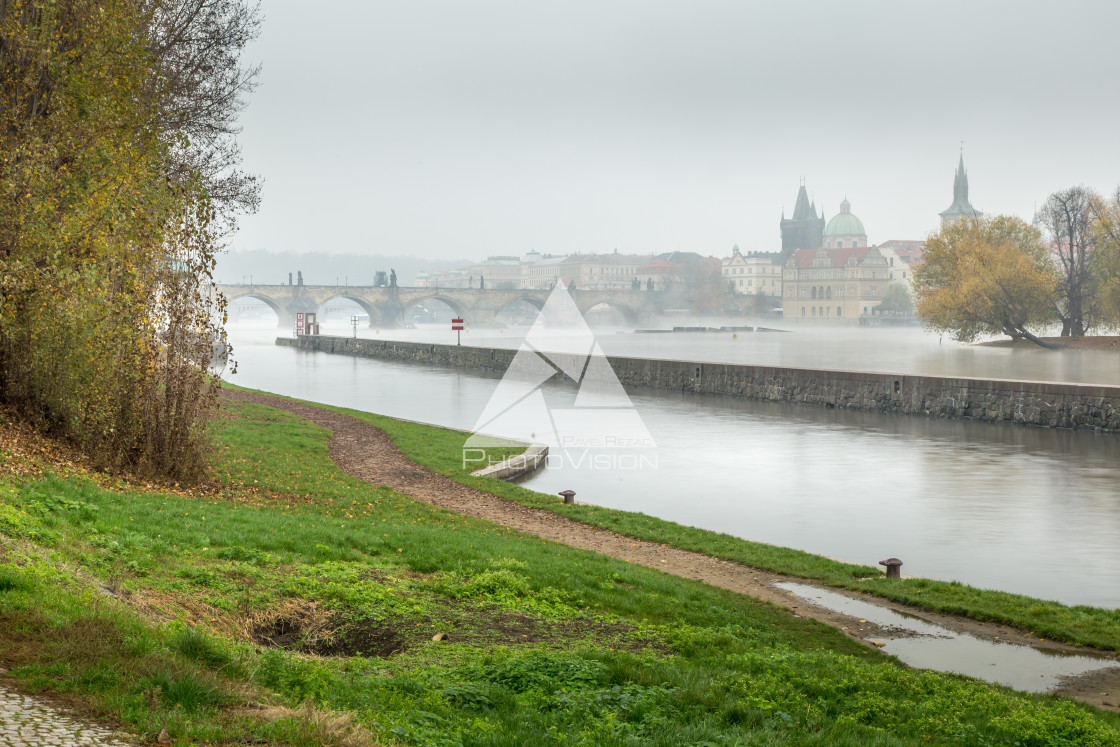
[0,0,258,478]
[912,216,1059,348]
[1037,186,1101,336]
[1092,187,1120,324]
[142,0,262,235]
[877,284,914,315]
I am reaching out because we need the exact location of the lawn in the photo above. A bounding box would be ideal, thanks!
[0,396,1117,745]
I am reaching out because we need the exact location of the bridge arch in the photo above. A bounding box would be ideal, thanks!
[221,291,285,326]
[578,299,639,325]
[494,295,545,325]
[401,295,468,324]
[315,294,383,327]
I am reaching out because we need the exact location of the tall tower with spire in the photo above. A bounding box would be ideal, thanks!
[939,151,982,228]
[780,182,825,259]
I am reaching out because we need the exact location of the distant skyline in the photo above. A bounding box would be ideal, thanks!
[231,1,1120,260]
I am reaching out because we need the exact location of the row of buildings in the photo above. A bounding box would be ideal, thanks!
[416,250,720,293]
[416,154,981,323]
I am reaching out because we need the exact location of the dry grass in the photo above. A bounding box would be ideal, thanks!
[251,702,381,747]
[128,590,339,651]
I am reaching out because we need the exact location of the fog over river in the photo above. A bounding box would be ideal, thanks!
[224,319,1120,608]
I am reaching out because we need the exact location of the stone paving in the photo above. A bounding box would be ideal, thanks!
[0,684,134,746]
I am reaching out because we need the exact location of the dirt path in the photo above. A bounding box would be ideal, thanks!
[223,390,1120,710]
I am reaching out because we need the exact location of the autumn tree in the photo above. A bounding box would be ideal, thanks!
[143,0,262,234]
[0,0,259,478]
[912,216,1059,348]
[1037,186,1102,336]
[1092,187,1120,324]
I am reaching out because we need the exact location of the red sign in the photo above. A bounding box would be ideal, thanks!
[451,318,465,331]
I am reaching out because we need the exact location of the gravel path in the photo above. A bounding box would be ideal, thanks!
[222,390,1120,711]
[0,684,132,746]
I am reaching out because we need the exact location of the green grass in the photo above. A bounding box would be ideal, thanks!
[0,394,1117,745]
[252,390,1120,655]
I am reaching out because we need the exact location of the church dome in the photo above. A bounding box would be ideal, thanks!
[824,198,866,237]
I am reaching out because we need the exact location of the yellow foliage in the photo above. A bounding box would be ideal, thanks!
[0,0,228,479]
[912,216,1058,342]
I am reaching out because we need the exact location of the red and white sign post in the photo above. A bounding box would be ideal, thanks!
[295,312,305,336]
[451,317,465,345]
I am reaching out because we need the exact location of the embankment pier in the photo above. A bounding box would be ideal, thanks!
[277,335,1120,432]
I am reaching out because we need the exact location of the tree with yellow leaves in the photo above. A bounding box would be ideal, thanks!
[912,216,1060,348]
[0,0,258,479]
[1091,188,1120,325]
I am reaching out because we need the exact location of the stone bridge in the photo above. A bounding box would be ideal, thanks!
[216,284,669,328]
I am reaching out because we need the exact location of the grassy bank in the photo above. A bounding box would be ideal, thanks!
[291,394,1120,655]
[0,396,1118,744]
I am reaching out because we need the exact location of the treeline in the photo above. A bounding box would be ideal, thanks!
[0,0,260,478]
[913,186,1120,347]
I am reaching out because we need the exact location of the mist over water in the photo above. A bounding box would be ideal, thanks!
[225,319,1120,608]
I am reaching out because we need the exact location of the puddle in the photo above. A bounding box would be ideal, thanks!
[775,582,1118,692]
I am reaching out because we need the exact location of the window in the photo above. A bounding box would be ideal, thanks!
[811,306,816,316]
[837,306,842,317]
[801,306,806,316]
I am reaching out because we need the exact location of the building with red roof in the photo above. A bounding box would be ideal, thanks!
[781,245,891,323]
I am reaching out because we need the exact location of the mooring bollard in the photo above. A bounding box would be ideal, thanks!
[879,557,903,580]
[559,490,576,505]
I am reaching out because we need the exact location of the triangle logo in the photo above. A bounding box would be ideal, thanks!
[465,283,655,450]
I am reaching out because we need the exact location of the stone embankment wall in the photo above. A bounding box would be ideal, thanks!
[277,336,1120,432]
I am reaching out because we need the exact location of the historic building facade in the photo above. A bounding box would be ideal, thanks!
[781,246,891,322]
[722,245,782,297]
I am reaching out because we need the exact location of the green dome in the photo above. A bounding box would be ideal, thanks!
[824,198,866,237]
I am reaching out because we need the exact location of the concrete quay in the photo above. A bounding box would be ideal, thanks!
[277,335,1120,432]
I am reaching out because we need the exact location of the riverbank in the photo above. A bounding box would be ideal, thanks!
[2,398,1120,744]
[280,334,1120,432]
[980,336,1120,351]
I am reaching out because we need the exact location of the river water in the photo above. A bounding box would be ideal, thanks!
[224,319,1120,609]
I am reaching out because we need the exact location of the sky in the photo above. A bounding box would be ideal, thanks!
[231,0,1120,262]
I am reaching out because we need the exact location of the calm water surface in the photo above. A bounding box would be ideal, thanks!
[225,321,1120,608]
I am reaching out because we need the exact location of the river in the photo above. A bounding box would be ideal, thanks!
[224,319,1120,609]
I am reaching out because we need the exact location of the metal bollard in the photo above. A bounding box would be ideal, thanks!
[559,490,576,505]
[879,557,903,580]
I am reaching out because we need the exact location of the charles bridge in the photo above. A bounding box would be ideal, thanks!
[216,284,671,328]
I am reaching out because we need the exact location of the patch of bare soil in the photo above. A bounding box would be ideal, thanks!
[313,620,407,658]
[220,390,1120,711]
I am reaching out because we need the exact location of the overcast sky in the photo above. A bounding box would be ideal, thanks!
[231,0,1120,261]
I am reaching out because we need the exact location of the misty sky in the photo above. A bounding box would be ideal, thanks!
[232,1,1120,261]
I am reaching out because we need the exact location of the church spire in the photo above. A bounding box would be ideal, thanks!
[939,149,981,227]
